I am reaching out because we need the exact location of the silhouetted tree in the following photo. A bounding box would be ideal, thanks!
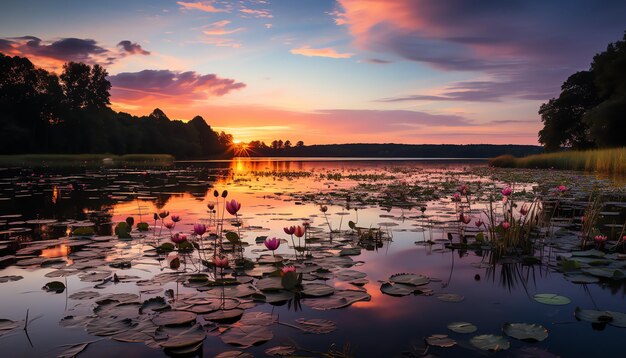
[60,62,111,111]
[284,140,292,148]
[296,140,304,147]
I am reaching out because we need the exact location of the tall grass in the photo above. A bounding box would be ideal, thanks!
[489,147,626,175]
[0,154,174,166]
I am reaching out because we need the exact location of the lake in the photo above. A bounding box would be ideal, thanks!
[0,158,625,357]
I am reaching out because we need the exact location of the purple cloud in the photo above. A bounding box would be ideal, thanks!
[117,41,150,55]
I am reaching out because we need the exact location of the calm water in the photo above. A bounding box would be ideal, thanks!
[0,158,624,357]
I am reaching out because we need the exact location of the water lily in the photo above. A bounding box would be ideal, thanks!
[501,186,513,196]
[264,237,280,251]
[164,221,175,230]
[214,256,229,268]
[475,219,484,228]
[502,221,511,230]
[283,226,295,235]
[594,235,607,243]
[282,266,296,274]
[557,185,568,192]
[457,184,468,195]
[159,211,169,219]
[453,192,461,201]
[193,223,206,236]
[221,190,228,198]
[225,199,241,215]
[294,225,305,238]
[171,215,181,222]
[459,213,472,224]
[171,233,187,244]
[320,205,328,213]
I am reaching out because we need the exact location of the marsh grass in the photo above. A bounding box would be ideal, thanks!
[0,154,174,166]
[490,147,626,174]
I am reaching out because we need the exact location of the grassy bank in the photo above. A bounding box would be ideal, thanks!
[489,147,626,174]
[0,154,175,166]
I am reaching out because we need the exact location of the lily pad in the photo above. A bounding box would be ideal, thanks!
[152,311,197,326]
[502,322,548,342]
[295,318,336,334]
[302,283,335,297]
[221,324,273,348]
[43,281,66,293]
[447,321,477,334]
[470,334,510,352]
[304,290,371,310]
[389,273,429,286]
[160,324,206,349]
[426,334,457,348]
[533,293,571,306]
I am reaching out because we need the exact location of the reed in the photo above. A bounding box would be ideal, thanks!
[489,147,626,175]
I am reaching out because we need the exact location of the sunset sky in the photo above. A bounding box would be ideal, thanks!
[1,0,625,144]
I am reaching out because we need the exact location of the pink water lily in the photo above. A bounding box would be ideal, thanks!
[294,225,305,238]
[214,256,229,268]
[282,266,296,274]
[193,223,206,236]
[501,186,513,196]
[457,184,468,195]
[225,199,241,215]
[164,221,175,230]
[171,233,187,244]
[475,219,484,228]
[171,215,181,222]
[594,235,607,243]
[264,237,280,251]
[558,185,569,192]
[459,213,471,224]
[520,204,529,216]
[283,226,295,235]
[501,221,510,230]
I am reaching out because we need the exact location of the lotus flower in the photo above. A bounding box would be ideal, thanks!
[221,190,228,198]
[164,221,175,229]
[213,190,219,197]
[264,237,280,251]
[459,213,471,224]
[501,221,510,230]
[501,186,512,196]
[171,215,181,222]
[159,211,170,219]
[282,266,296,274]
[171,233,187,244]
[594,235,607,243]
[153,213,159,221]
[193,223,206,236]
[475,219,484,228]
[453,192,461,201]
[457,184,467,194]
[225,199,241,215]
[294,225,305,238]
[283,226,295,235]
[557,185,568,192]
[214,256,229,268]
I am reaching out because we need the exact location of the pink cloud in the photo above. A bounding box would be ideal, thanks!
[290,46,353,59]
[176,1,227,13]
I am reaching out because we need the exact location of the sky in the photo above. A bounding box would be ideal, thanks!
[1,0,625,145]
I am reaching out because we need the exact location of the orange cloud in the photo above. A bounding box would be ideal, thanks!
[290,46,353,59]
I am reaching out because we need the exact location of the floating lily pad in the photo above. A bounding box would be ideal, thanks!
[221,324,273,348]
[447,322,477,334]
[470,334,510,351]
[69,291,100,300]
[502,323,548,342]
[302,283,335,297]
[265,345,297,356]
[389,273,429,286]
[304,290,371,310]
[381,282,415,297]
[533,293,571,306]
[160,324,206,350]
[152,311,196,326]
[43,281,66,293]
[295,318,336,334]
[426,334,456,348]
[574,307,613,323]
[204,309,244,323]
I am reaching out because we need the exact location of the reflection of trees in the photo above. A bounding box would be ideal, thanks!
[483,256,549,292]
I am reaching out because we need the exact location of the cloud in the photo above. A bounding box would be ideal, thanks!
[117,41,150,55]
[109,69,246,105]
[335,0,626,99]
[290,46,353,59]
[365,58,391,64]
[176,1,227,13]
[239,8,272,18]
[203,20,245,36]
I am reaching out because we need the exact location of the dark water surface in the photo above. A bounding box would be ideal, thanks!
[0,158,624,357]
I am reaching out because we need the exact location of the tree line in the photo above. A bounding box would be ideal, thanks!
[539,31,626,151]
[0,53,230,158]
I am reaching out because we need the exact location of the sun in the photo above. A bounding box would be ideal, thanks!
[230,141,250,157]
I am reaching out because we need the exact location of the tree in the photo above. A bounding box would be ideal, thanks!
[296,140,304,147]
[284,140,292,148]
[60,62,111,110]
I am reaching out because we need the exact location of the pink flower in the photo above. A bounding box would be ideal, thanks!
[475,219,484,228]
[171,215,181,222]
[501,221,510,230]
[594,235,607,243]
[264,237,280,251]
[520,204,529,216]
[214,256,229,268]
[281,266,296,274]
[294,225,305,238]
[457,184,467,195]
[171,233,187,244]
[225,199,241,215]
[557,185,568,192]
[283,226,295,235]
[453,192,461,201]
[164,221,175,229]
[193,223,206,236]
[501,186,512,196]
[459,213,471,224]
